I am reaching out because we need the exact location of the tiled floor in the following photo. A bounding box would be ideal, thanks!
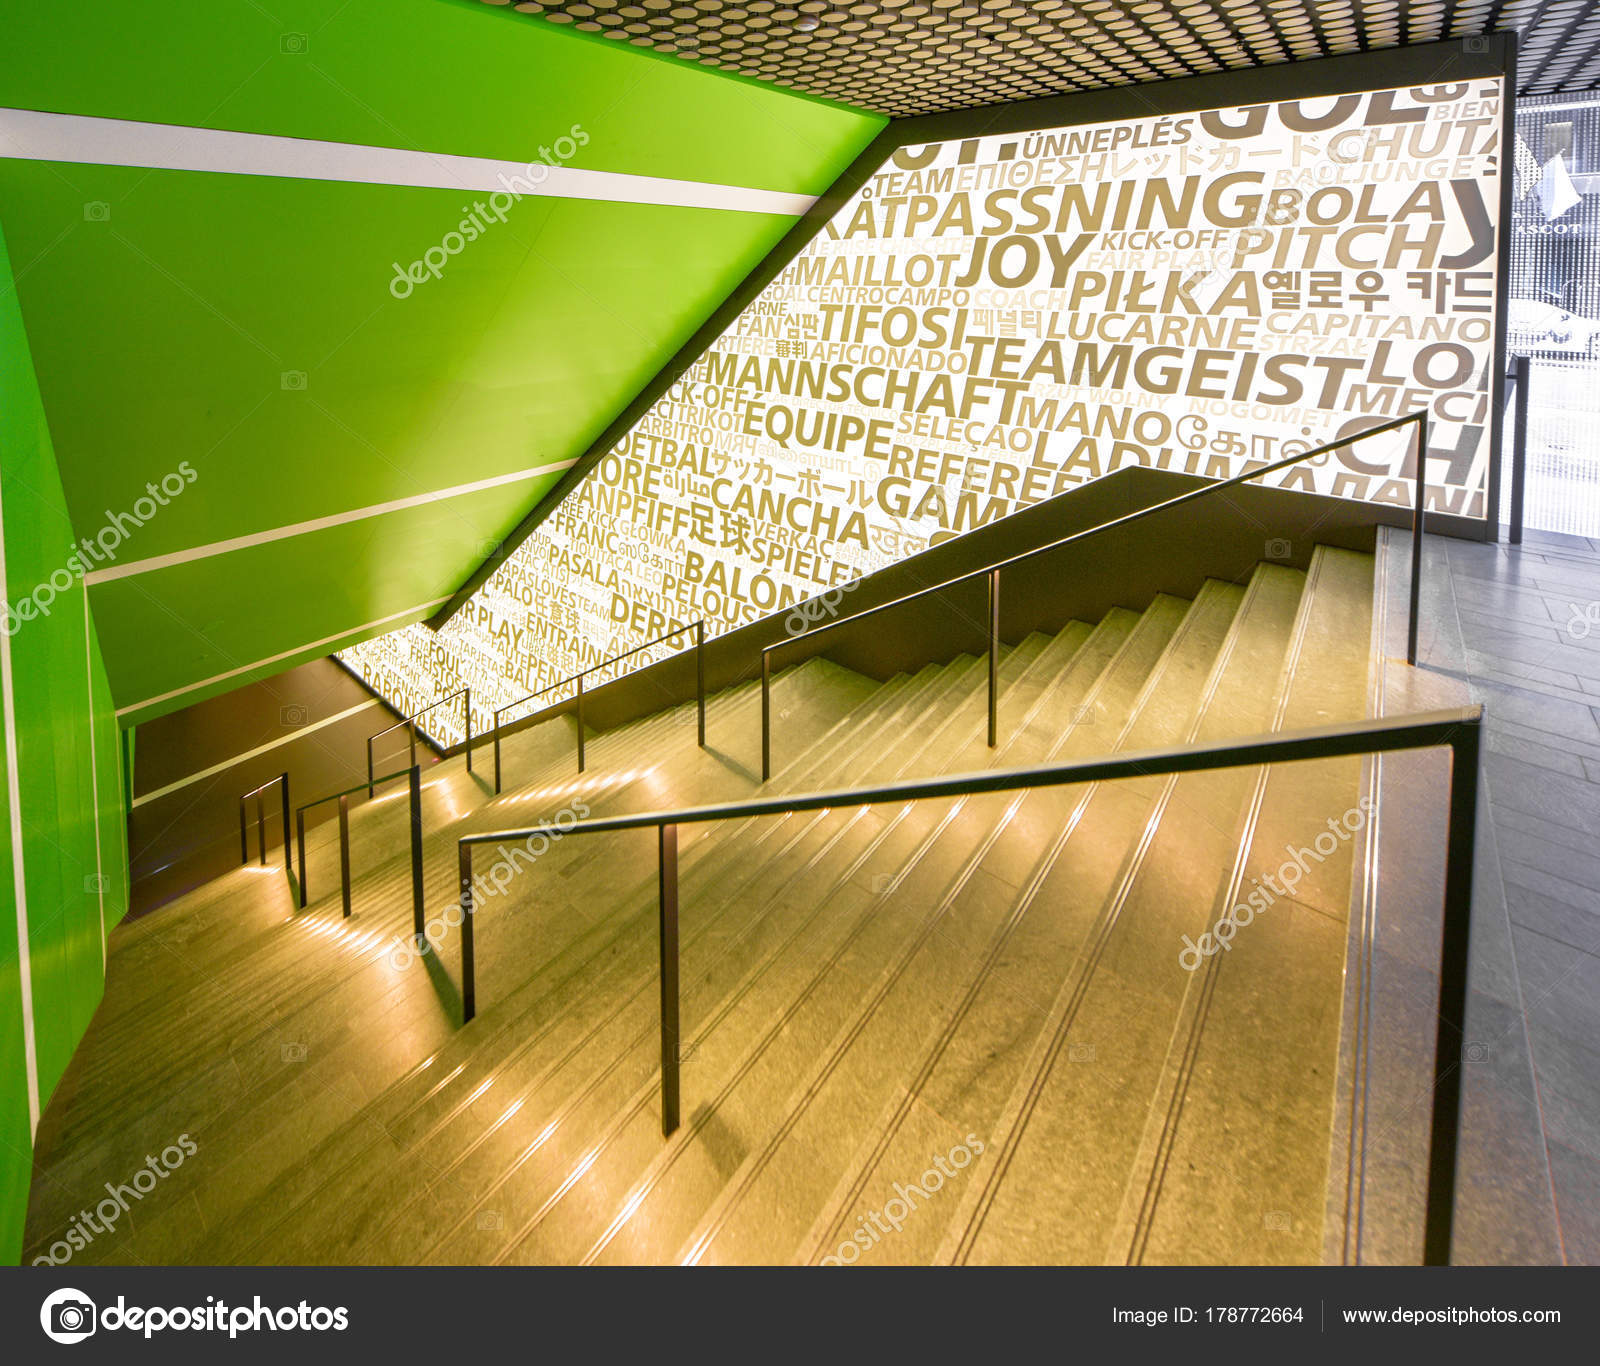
[1440,526,1600,1264]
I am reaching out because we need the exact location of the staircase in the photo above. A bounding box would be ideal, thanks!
[25,546,1381,1266]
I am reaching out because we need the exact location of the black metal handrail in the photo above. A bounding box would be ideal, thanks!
[453,704,1482,1265]
[368,687,471,798]
[759,411,1432,781]
[1504,354,1531,546]
[490,619,705,792]
[238,772,291,870]
[293,765,425,934]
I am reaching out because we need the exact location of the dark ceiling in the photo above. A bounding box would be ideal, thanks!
[489,0,1600,116]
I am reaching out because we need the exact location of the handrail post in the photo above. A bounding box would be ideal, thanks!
[761,650,772,783]
[987,568,1000,749]
[493,706,503,796]
[279,773,291,877]
[295,808,307,908]
[464,688,473,773]
[338,794,352,919]
[576,673,586,774]
[1501,364,1515,543]
[256,791,266,865]
[366,736,375,800]
[239,798,248,865]
[696,620,706,750]
[1407,412,1428,667]
[659,822,680,1136]
[408,764,425,942]
[409,720,417,774]
[1509,354,1529,546]
[459,843,475,1023]
[1422,716,1482,1265]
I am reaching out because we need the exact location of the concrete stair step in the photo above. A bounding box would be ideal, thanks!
[790,564,1307,1267]
[192,644,1047,1263]
[1119,546,1373,1266]
[25,545,1388,1269]
[673,589,1241,1265]
[278,646,1036,1266]
[27,660,856,1251]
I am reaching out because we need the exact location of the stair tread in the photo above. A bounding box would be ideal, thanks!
[186,648,1035,1262]
[25,546,1390,1270]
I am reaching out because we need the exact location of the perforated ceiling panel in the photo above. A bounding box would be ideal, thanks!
[485,1,1600,115]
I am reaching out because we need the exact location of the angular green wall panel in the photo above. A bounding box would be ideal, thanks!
[93,471,569,718]
[0,164,802,559]
[0,218,128,1265]
[0,3,882,720]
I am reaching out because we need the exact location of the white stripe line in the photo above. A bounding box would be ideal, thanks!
[130,698,383,809]
[84,580,106,968]
[116,597,450,718]
[0,108,818,217]
[0,463,41,1131]
[85,459,575,584]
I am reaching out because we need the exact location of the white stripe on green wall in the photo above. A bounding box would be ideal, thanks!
[0,468,41,1132]
[84,459,578,586]
[0,108,819,216]
[83,580,106,969]
[116,595,452,718]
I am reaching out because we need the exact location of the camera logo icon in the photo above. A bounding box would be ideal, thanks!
[83,202,111,222]
[280,370,308,391]
[84,873,109,894]
[41,1288,97,1343]
[1265,538,1292,560]
[280,704,309,727]
[281,33,308,54]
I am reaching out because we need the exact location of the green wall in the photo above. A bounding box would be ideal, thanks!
[0,218,129,1265]
[0,0,883,724]
[0,0,878,1254]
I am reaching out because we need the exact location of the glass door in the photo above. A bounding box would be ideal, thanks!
[1509,93,1600,539]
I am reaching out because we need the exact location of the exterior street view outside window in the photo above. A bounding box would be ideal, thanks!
[1510,92,1600,537]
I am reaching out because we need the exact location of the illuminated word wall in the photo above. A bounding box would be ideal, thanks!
[342,79,1504,745]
